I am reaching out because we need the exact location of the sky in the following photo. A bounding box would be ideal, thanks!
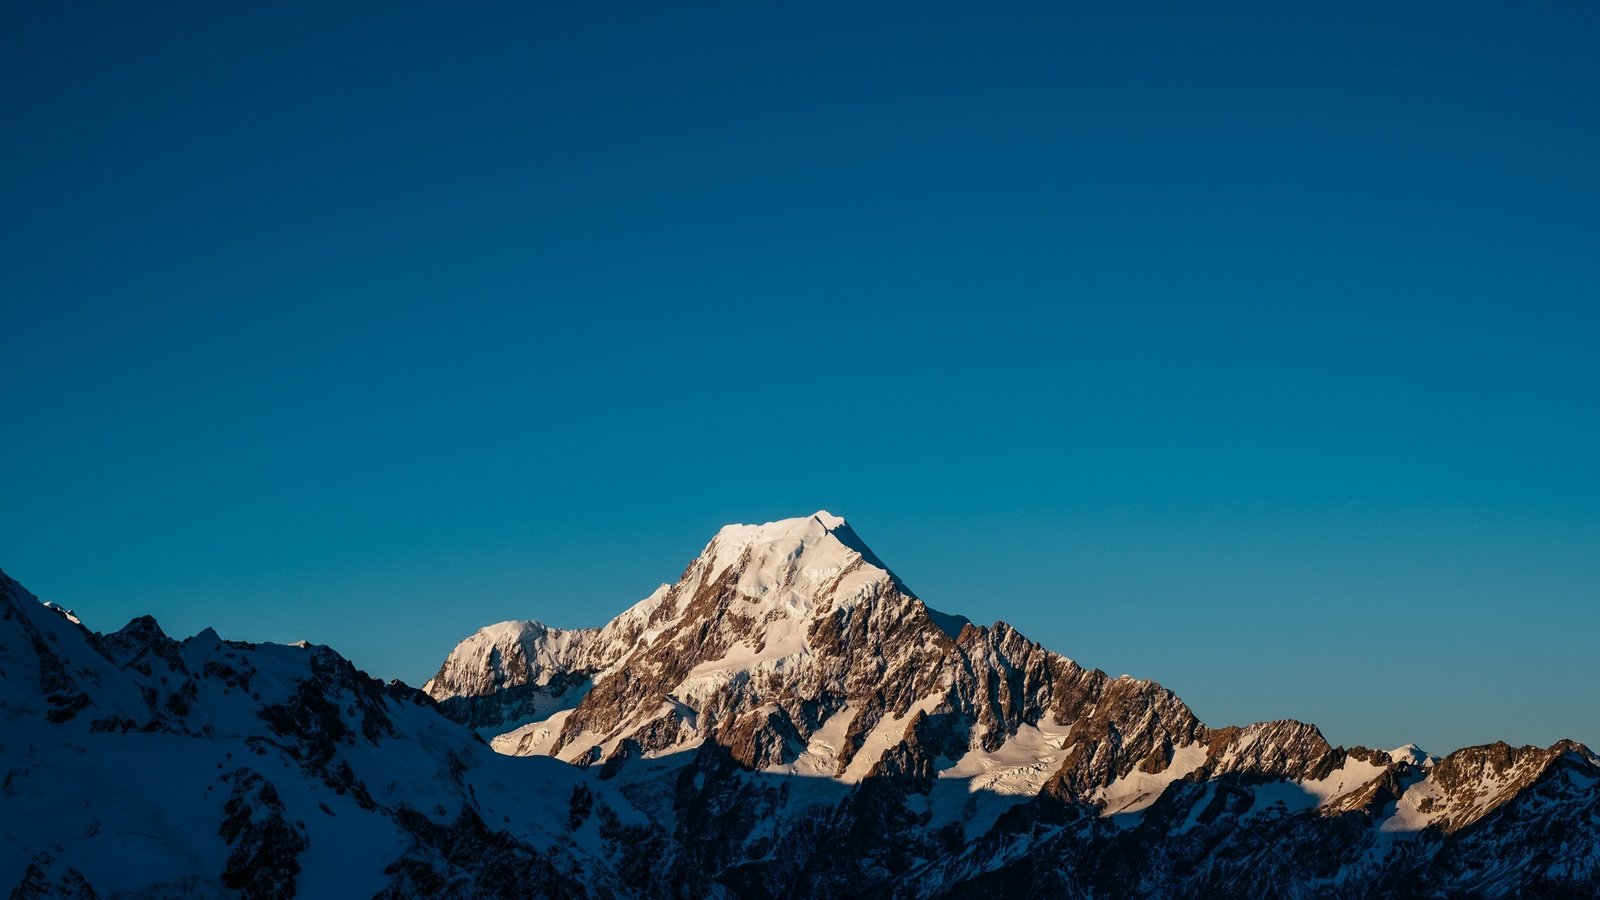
[2,2,1596,756]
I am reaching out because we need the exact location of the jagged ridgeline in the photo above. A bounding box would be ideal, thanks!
[4,513,1598,897]
[427,512,1600,897]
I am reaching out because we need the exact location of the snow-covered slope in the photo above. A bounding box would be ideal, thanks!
[0,570,688,898]
[426,511,1600,897]
[440,514,1385,803]
[8,510,1598,898]
[486,512,974,772]
[421,619,603,736]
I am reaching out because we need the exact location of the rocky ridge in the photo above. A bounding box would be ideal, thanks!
[6,512,1597,898]
[426,511,1600,897]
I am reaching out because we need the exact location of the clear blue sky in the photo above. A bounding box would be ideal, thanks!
[3,2,1596,755]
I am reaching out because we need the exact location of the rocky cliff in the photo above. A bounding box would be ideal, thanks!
[426,512,1600,897]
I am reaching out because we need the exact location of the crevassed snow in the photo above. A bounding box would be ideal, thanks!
[940,718,1076,796]
[916,718,1082,837]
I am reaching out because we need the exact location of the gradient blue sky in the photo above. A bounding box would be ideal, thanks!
[3,2,1597,755]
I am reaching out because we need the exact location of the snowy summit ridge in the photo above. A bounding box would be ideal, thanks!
[697,510,907,604]
[427,511,971,756]
[419,512,1600,896]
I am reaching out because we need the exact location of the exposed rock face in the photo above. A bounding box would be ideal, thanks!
[427,512,1600,897]
[218,768,308,899]
[377,807,586,900]
[448,513,1333,804]
[5,512,1599,898]
[468,513,980,774]
[7,853,98,900]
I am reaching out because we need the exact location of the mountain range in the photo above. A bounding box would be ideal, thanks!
[4,512,1597,897]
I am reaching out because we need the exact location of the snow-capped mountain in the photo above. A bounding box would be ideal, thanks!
[5,512,1597,897]
[426,511,1600,897]
[0,570,692,898]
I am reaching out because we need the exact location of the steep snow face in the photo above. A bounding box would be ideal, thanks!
[421,619,607,735]
[423,620,595,696]
[701,511,891,610]
[0,570,680,899]
[535,512,971,771]
[639,511,963,686]
[637,512,896,676]
[431,512,985,778]
[0,575,151,726]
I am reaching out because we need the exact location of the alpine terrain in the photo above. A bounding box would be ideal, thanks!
[5,512,1597,897]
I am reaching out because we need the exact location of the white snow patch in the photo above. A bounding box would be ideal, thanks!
[1301,757,1388,804]
[1099,744,1209,815]
[840,693,946,783]
[491,709,575,757]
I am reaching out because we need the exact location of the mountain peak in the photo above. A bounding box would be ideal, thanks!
[809,509,848,529]
[707,511,850,556]
[694,511,904,616]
